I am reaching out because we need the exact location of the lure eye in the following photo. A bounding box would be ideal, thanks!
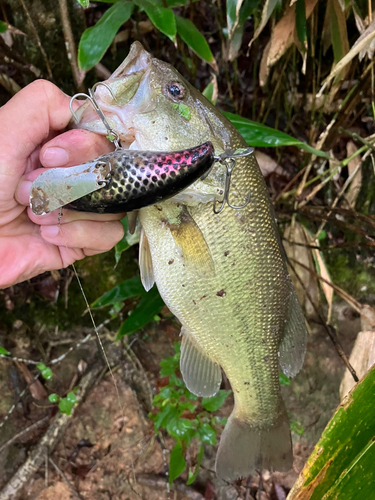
[166,82,186,100]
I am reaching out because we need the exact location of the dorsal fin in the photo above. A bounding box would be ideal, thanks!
[180,326,222,397]
[139,227,155,292]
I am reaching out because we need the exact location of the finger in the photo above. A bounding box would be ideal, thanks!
[40,220,124,252]
[0,80,72,191]
[27,207,126,225]
[40,129,114,168]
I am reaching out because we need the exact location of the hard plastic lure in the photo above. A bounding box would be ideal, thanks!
[30,142,215,216]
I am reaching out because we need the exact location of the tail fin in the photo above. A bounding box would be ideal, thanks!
[215,408,293,481]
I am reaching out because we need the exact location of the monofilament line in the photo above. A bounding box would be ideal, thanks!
[71,262,125,421]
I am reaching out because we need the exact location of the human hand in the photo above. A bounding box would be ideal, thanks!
[0,80,125,289]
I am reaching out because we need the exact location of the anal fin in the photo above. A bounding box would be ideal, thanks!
[139,227,155,292]
[180,326,222,397]
[168,207,215,277]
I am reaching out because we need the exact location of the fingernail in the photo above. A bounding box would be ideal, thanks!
[42,147,69,167]
[41,225,60,238]
[15,180,32,205]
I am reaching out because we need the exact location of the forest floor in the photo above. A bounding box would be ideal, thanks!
[0,292,361,500]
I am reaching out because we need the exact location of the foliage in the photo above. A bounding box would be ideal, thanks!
[77,0,214,71]
[37,362,53,381]
[150,342,230,484]
[49,391,78,416]
[288,365,375,499]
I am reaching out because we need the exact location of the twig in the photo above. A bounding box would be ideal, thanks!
[18,0,53,79]
[58,0,85,92]
[0,362,103,500]
[0,416,50,455]
[49,457,85,500]
[287,258,359,383]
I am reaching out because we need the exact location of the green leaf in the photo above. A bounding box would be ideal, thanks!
[78,0,134,71]
[133,0,176,41]
[0,346,10,355]
[91,276,145,308]
[223,111,330,158]
[37,363,53,381]
[288,365,375,500]
[169,441,186,483]
[198,423,217,445]
[295,0,307,52]
[279,372,290,386]
[76,0,90,7]
[202,390,230,412]
[48,393,59,403]
[115,217,131,264]
[177,103,191,120]
[290,420,305,435]
[0,21,7,33]
[66,392,77,404]
[116,286,165,338]
[202,81,216,104]
[166,417,194,439]
[175,14,214,63]
[58,397,75,415]
[187,444,204,485]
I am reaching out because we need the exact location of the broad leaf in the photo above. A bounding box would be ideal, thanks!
[116,286,165,338]
[198,423,217,445]
[295,0,307,53]
[78,0,134,70]
[175,14,214,63]
[0,346,10,355]
[169,441,186,483]
[76,0,90,7]
[166,417,194,439]
[0,21,8,33]
[133,0,176,41]
[114,217,131,265]
[288,365,375,499]
[202,390,230,412]
[223,111,330,158]
[91,276,145,308]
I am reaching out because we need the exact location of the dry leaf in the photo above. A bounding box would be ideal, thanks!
[255,151,287,177]
[15,361,48,401]
[345,140,362,208]
[0,72,21,94]
[283,222,320,316]
[311,243,334,322]
[321,18,375,87]
[259,0,319,86]
[249,0,279,48]
[340,330,375,399]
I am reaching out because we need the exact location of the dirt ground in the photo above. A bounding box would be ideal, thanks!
[0,298,361,500]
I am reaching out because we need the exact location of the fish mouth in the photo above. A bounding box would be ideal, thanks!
[73,42,156,150]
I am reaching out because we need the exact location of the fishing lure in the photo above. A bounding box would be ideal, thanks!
[29,83,254,216]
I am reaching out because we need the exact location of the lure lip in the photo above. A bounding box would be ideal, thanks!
[29,161,111,216]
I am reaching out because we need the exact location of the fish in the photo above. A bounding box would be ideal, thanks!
[74,41,307,481]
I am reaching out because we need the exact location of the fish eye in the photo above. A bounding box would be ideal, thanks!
[166,81,186,100]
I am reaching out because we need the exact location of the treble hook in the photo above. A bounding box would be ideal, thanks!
[213,148,254,214]
[69,82,121,150]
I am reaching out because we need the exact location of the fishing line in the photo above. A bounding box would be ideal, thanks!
[57,210,125,421]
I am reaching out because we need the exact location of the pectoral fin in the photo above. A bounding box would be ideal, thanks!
[168,207,215,277]
[139,227,155,292]
[278,284,308,378]
[180,326,222,397]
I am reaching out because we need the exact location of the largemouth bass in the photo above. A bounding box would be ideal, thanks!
[75,42,307,481]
